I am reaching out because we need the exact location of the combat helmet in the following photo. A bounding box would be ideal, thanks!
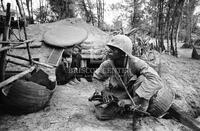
[107,35,133,56]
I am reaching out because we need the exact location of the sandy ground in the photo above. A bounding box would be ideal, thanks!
[1,48,199,131]
[0,19,200,131]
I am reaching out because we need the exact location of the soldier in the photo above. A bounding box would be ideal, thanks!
[91,35,174,120]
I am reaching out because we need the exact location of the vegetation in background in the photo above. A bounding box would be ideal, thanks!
[1,0,200,56]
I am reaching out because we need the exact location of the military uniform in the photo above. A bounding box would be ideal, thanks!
[91,35,174,120]
[93,56,174,119]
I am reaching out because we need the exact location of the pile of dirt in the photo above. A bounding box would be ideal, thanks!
[26,18,110,59]
[7,18,110,71]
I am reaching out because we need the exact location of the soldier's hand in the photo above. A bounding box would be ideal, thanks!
[101,91,117,103]
[118,99,132,107]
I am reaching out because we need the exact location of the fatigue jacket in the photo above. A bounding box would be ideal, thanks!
[93,55,164,100]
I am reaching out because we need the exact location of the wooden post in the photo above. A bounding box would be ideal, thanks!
[16,6,22,40]
[0,66,35,89]
[16,0,32,64]
[32,60,54,68]
[7,59,30,68]
[0,39,34,44]
[23,23,32,64]
[7,54,30,61]
[0,3,11,82]
[0,43,23,52]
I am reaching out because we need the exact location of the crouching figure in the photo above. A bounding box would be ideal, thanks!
[89,35,174,120]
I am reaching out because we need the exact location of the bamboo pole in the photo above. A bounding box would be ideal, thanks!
[7,54,29,61]
[16,0,32,64]
[0,39,34,44]
[14,44,41,49]
[6,54,53,69]
[7,59,30,68]
[0,3,11,82]
[0,66,36,89]
[32,60,54,68]
[16,6,22,40]
[10,29,21,41]
[7,54,53,68]
[0,43,23,52]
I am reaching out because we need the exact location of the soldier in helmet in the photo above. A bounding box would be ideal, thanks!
[91,35,174,120]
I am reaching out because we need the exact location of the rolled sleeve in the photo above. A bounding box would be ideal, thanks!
[93,60,113,81]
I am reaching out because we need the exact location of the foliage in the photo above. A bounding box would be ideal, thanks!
[34,5,57,23]
[47,0,75,19]
[77,0,96,23]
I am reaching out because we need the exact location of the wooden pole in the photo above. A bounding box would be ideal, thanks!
[16,0,32,64]
[0,43,23,52]
[7,54,29,61]
[10,29,21,41]
[7,55,53,68]
[7,59,30,68]
[16,0,23,17]
[16,6,22,40]
[0,66,35,89]
[0,39,34,44]
[32,60,54,68]
[0,3,11,82]
[23,22,32,64]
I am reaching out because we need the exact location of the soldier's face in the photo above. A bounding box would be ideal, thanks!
[107,46,125,60]
[73,47,79,55]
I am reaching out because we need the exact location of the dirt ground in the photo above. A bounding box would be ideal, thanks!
[0,19,200,131]
[1,50,199,131]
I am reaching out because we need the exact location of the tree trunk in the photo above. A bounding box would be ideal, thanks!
[96,0,100,27]
[16,0,23,17]
[87,0,95,25]
[167,26,171,54]
[157,0,165,52]
[67,0,75,18]
[19,0,26,17]
[81,0,90,22]
[30,0,34,23]
[96,0,104,28]
[174,0,185,57]
[0,3,11,82]
[170,27,175,55]
[45,1,48,22]
[102,0,104,24]
[164,0,174,54]
[185,0,192,47]
[1,0,5,11]
[39,0,42,22]
[26,0,31,24]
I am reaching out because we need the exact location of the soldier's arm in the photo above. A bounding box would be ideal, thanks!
[92,77,105,91]
[92,60,113,90]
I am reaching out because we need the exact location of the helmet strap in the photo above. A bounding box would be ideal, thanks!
[123,55,128,68]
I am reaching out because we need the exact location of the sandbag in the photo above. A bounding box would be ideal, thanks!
[1,69,56,114]
[147,86,174,117]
